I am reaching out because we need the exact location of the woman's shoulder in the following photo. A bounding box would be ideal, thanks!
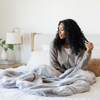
[78,49,86,56]
[50,41,54,48]
[49,40,58,52]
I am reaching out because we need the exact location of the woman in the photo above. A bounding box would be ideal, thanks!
[49,19,94,73]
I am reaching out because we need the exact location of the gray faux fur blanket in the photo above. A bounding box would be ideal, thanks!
[0,65,96,97]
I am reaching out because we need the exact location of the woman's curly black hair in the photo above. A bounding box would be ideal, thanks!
[54,19,88,55]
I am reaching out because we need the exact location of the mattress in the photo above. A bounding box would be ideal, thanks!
[0,65,100,100]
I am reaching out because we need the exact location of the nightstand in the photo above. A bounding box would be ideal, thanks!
[0,63,26,69]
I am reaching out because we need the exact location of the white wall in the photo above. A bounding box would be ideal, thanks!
[0,0,100,63]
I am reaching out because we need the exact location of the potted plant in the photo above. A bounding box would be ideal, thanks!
[0,38,14,60]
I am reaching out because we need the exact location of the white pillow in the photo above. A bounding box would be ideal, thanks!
[41,44,49,51]
[91,46,100,58]
[27,50,49,68]
[94,46,100,50]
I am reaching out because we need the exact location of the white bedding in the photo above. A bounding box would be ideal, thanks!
[0,65,100,100]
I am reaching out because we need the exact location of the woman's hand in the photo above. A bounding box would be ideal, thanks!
[85,42,94,53]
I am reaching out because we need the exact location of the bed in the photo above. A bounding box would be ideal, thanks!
[0,33,100,100]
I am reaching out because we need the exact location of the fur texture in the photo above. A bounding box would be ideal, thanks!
[87,58,100,77]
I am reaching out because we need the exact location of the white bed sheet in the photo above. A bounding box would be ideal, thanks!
[0,65,100,100]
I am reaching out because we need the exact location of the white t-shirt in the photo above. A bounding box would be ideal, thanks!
[64,48,70,55]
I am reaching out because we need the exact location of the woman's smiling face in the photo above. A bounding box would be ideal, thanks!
[59,23,65,39]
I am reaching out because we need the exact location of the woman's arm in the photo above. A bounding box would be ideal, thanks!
[49,41,65,73]
[76,42,94,70]
[76,50,92,70]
